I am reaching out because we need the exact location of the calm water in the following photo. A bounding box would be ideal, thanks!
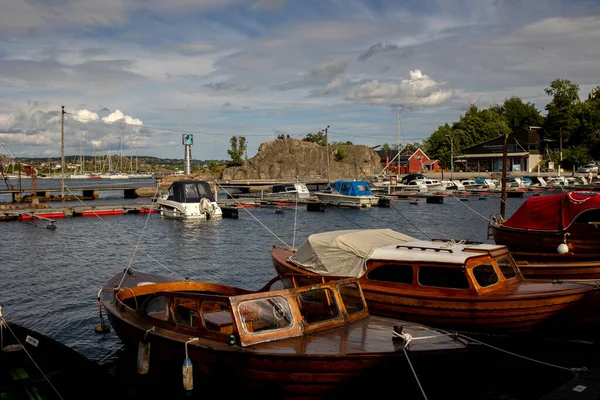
[0,181,582,398]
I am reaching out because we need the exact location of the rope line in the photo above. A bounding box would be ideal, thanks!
[216,183,291,249]
[402,346,428,400]
[457,333,587,374]
[389,200,431,240]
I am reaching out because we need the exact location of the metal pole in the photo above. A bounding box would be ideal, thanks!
[500,133,509,220]
[450,135,454,180]
[61,105,65,203]
[325,126,330,185]
[558,128,562,177]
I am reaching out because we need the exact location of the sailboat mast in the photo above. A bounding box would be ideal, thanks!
[397,113,400,177]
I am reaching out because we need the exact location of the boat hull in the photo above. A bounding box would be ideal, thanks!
[272,246,600,341]
[314,193,379,208]
[489,222,600,255]
[101,270,471,398]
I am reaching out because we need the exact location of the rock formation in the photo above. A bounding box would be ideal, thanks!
[221,138,381,181]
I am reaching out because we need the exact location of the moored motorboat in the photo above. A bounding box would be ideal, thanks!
[155,180,222,219]
[100,269,473,398]
[271,229,600,341]
[314,179,380,207]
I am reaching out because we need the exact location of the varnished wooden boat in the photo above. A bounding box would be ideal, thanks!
[271,229,600,341]
[488,191,600,279]
[101,269,472,399]
[489,191,600,254]
[0,309,119,400]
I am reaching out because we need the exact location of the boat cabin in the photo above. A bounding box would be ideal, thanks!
[162,180,216,203]
[267,183,310,198]
[114,275,370,347]
[322,180,375,196]
[363,241,522,296]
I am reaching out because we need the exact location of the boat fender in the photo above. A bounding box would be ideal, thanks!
[557,233,570,254]
[137,326,155,375]
[183,338,199,391]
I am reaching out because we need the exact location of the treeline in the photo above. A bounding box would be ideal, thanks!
[420,79,600,169]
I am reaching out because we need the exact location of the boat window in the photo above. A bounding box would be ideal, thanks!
[145,295,170,321]
[173,298,200,328]
[357,184,368,191]
[418,266,470,289]
[366,264,413,284]
[339,283,364,315]
[297,288,340,324]
[201,301,233,334]
[473,263,499,287]
[341,183,352,192]
[238,297,293,333]
[496,257,517,279]
[184,184,202,202]
[574,209,600,224]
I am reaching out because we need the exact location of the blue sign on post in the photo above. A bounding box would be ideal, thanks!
[183,134,193,145]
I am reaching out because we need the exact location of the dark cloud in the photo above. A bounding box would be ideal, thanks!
[358,41,400,61]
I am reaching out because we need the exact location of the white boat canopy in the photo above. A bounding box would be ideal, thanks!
[289,229,416,278]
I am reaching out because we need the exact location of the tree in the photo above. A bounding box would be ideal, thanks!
[227,136,246,166]
[543,78,580,145]
[563,145,590,171]
[492,96,544,132]
[334,146,347,161]
[302,131,327,146]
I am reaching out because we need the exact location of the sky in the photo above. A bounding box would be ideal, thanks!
[0,0,599,161]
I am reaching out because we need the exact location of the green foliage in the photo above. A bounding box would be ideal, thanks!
[302,131,327,146]
[382,143,392,151]
[543,78,581,144]
[207,160,220,172]
[563,145,590,170]
[227,136,246,166]
[331,140,353,145]
[334,146,347,161]
[491,96,544,132]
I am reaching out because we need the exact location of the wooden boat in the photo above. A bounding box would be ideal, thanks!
[488,191,600,279]
[271,229,600,341]
[314,179,380,207]
[100,268,473,398]
[155,180,222,219]
[0,308,118,400]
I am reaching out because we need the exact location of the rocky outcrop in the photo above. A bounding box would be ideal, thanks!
[222,138,381,181]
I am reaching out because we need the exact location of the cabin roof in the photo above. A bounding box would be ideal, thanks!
[371,240,507,264]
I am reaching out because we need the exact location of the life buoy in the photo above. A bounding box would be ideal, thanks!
[199,198,215,219]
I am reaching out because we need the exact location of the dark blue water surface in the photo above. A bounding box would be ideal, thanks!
[0,178,580,398]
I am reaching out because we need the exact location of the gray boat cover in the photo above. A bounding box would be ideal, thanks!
[289,229,416,277]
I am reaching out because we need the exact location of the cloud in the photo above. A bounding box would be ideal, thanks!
[102,109,143,126]
[358,41,400,61]
[253,0,284,11]
[310,60,347,77]
[176,42,219,56]
[204,82,250,92]
[272,60,347,91]
[347,70,453,107]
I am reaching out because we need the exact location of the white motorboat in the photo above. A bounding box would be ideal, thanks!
[314,180,380,207]
[156,180,223,219]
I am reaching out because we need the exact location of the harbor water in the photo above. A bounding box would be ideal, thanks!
[0,178,590,398]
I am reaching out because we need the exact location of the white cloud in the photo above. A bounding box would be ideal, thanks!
[102,110,143,126]
[347,70,453,107]
[73,109,100,123]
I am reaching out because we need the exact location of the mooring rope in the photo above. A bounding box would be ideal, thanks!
[216,182,292,250]
[457,333,588,375]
